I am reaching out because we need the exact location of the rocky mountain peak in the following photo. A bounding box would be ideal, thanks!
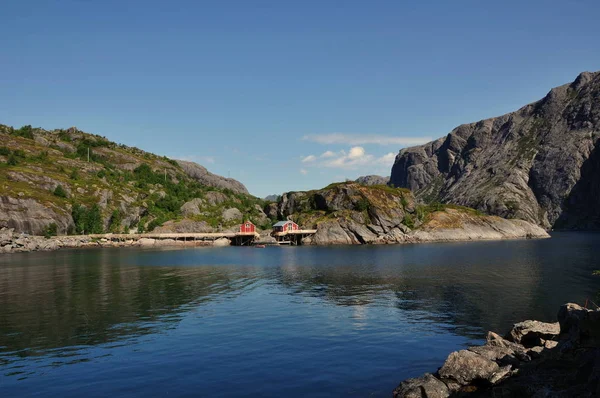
[389,71,600,229]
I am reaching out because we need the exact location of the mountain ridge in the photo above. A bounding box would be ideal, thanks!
[389,71,600,229]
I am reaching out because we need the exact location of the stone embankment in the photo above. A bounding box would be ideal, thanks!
[0,228,220,254]
[393,303,600,397]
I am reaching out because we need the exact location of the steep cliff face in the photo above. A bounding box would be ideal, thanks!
[389,71,600,229]
[276,182,548,244]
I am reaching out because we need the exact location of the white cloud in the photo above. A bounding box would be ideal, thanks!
[320,146,394,170]
[302,133,431,146]
[377,152,396,164]
[300,168,308,175]
[348,146,365,159]
[301,155,317,163]
[320,150,336,158]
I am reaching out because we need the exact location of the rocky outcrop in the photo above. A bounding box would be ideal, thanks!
[389,71,600,230]
[153,219,214,233]
[222,207,243,222]
[180,198,205,217]
[276,182,548,245]
[355,175,389,186]
[176,160,249,194]
[393,303,600,397]
[0,196,72,235]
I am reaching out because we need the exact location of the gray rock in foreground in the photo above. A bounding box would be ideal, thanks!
[393,303,600,397]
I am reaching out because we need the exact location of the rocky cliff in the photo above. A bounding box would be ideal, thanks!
[275,182,548,245]
[176,160,248,194]
[389,71,600,229]
[355,175,390,186]
[0,124,265,236]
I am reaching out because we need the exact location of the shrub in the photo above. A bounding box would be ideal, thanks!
[108,210,123,233]
[71,203,104,234]
[12,149,26,159]
[70,169,79,180]
[400,195,409,209]
[34,151,49,161]
[44,223,58,238]
[0,147,10,156]
[403,214,415,229]
[53,185,68,198]
[7,154,18,166]
[13,125,34,139]
[354,198,371,212]
[146,219,161,232]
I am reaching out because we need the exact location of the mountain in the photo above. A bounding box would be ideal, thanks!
[264,194,281,202]
[389,71,600,229]
[275,182,547,244]
[0,124,268,235]
[355,175,390,186]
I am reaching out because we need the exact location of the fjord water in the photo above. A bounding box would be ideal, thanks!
[1,233,598,397]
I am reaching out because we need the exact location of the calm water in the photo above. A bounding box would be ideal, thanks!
[1,232,599,397]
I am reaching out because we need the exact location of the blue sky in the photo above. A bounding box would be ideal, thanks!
[2,1,599,197]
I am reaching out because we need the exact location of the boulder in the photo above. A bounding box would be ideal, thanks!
[180,198,205,217]
[138,238,155,246]
[311,220,353,245]
[0,228,14,246]
[213,237,230,247]
[558,303,600,347]
[222,208,243,222]
[205,191,229,206]
[506,320,560,347]
[393,373,449,398]
[438,350,500,386]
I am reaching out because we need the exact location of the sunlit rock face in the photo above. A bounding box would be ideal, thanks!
[390,71,600,230]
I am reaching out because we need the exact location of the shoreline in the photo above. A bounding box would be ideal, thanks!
[1,226,549,255]
[393,302,600,397]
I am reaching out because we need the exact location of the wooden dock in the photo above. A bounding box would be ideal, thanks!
[87,232,260,246]
[272,229,317,245]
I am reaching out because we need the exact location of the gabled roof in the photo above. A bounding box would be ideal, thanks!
[273,220,294,227]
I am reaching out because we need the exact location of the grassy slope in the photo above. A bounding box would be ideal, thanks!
[0,124,271,234]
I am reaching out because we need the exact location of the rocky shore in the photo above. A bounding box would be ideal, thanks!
[393,303,600,397]
[0,228,219,254]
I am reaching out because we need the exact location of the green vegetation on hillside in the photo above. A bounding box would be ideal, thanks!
[0,124,269,235]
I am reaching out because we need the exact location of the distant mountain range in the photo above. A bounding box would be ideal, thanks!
[390,71,600,229]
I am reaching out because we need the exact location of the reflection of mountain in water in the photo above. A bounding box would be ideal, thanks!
[1,235,597,367]
[0,250,246,360]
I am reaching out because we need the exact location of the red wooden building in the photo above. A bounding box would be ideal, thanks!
[240,220,256,234]
[273,220,299,233]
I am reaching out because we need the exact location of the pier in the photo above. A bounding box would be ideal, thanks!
[272,229,317,245]
[88,232,260,246]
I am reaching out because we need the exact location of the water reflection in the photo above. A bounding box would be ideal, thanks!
[0,233,598,383]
